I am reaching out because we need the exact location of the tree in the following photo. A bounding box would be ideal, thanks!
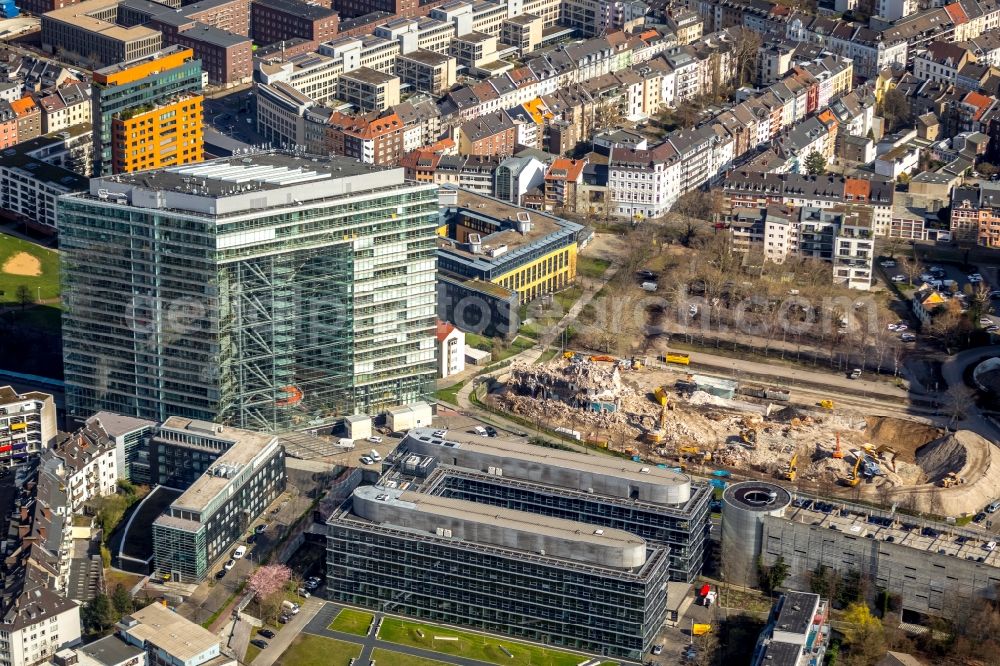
[730,28,763,87]
[880,87,912,133]
[82,593,116,635]
[110,584,132,617]
[15,285,32,311]
[805,151,827,175]
[841,602,887,666]
[758,556,790,596]
[978,161,998,177]
[247,564,291,601]
[901,256,921,286]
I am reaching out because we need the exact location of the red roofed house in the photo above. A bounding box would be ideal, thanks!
[544,158,586,212]
[435,320,465,378]
[10,96,40,143]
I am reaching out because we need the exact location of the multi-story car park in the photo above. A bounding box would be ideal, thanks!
[0,386,57,467]
[151,417,285,582]
[326,429,711,660]
[723,480,1000,620]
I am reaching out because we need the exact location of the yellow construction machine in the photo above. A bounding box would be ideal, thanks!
[844,453,863,487]
[819,400,834,410]
[781,452,798,482]
[940,472,964,488]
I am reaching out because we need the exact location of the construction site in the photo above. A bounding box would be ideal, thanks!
[486,355,1000,517]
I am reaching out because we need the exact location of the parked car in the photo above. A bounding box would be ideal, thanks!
[485,426,498,437]
[368,435,382,443]
[891,275,906,282]
[255,524,267,534]
[989,290,1000,298]
[900,333,916,342]
[981,317,994,326]
[215,569,226,579]
[224,559,236,571]
[652,645,663,655]
[278,614,290,624]
[880,260,896,267]
[895,323,908,331]
[250,639,268,649]
[246,534,256,545]
[297,588,311,598]
[849,368,862,379]
[887,323,899,331]
[360,455,374,465]
[259,630,276,639]
[975,512,988,523]
[233,546,247,559]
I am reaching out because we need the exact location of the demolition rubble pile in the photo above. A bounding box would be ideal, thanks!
[484,359,996,514]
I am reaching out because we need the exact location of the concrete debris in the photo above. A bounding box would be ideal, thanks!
[485,357,993,517]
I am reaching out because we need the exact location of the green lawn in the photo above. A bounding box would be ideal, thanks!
[577,256,611,280]
[553,285,583,314]
[465,332,493,351]
[274,634,362,666]
[370,649,450,666]
[245,643,262,664]
[434,379,466,405]
[0,232,59,304]
[328,608,373,636]
[377,617,600,666]
[534,348,560,365]
[493,335,535,362]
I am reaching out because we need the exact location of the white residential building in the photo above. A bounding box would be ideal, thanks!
[436,321,466,378]
[0,578,80,666]
[608,143,681,220]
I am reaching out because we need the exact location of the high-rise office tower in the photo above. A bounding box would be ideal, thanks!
[59,152,439,431]
[91,45,204,176]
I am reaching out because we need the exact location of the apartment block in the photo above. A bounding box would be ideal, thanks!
[118,603,236,666]
[395,49,456,94]
[751,591,830,666]
[337,67,400,111]
[91,46,203,176]
[251,0,339,47]
[38,83,91,134]
[0,386,57,466]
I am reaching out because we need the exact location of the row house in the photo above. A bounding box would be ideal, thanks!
[786,15,907,79]
[913,41,975,85]
[960,28,1000,67]
[332,110,407,164]
[951,182,1000,245]
[608,142,681,220]
[722,171,895,234]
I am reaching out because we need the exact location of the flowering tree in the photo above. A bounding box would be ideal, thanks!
[247,564,291,601]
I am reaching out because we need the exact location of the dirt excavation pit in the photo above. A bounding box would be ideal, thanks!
[1,252,41,276]
[486,359,997,517]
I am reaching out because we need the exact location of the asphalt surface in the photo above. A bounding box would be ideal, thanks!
[252,597,325,666]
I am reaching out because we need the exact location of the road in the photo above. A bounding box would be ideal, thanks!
[940,346,1000,443]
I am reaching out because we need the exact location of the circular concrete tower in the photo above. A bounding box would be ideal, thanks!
[721,480,792,587]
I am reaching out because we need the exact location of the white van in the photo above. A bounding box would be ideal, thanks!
[989,500,1000,513]
[473,426,488,436]
[986,541,997,552]
[336,438,355,450]
[232,546,246,559]
[369,449,382,463]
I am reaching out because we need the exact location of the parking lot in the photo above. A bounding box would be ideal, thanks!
[879,256,999,330]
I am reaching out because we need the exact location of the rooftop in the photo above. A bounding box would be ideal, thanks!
[77,635,145,666]
[0,386,52,405]
[253,0,339,19]
[340,66,399,86]
[402,427,691,505]
[398,48,453,66]
[120,603,219,661]
[349,485,649,569]
[44,0,161,44]
[157,418,278,514]
[775,591,819,636]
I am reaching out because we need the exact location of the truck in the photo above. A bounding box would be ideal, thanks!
[336,438,355,450]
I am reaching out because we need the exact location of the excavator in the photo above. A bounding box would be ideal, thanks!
[678,445,712,463]
[844,453,864,487]
[780,452,798,482]
[643,394,672,444]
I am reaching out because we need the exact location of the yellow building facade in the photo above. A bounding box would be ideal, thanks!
[112,93,204,173]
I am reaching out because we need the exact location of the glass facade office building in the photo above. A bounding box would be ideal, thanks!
[151,417,286,582]
[59,152,439,431]
[328,486,671,660]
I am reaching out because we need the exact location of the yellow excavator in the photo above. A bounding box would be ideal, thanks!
[781,452,798,482]
[844,453,864,487]
[644,394,672,444]
[940,472,964,488]
[679,445,712,463]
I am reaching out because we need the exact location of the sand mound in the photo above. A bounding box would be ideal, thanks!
[888,430,998,516]
[2,252,41,277]
[865,416,942,464]
[916,434,968,484]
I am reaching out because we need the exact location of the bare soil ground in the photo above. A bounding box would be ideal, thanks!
[487,357,993,516]
[2,252,41,276]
